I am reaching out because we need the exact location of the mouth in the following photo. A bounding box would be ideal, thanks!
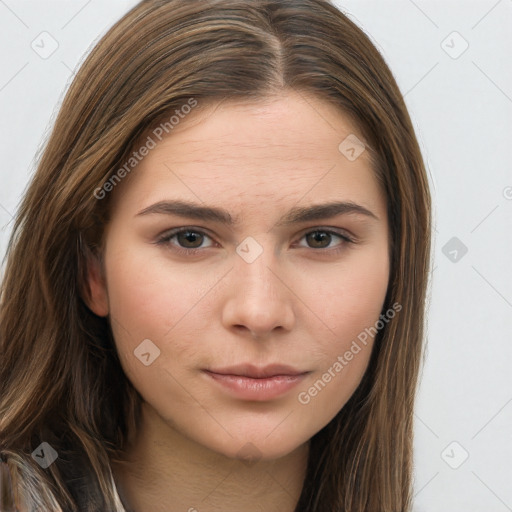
[203,364,310,401]
[206,363,307,379]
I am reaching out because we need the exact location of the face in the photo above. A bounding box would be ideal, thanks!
[87,90,389,461]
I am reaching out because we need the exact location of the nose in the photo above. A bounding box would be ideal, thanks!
[221,245,295,340]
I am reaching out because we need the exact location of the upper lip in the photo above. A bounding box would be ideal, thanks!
[205,364,308,379]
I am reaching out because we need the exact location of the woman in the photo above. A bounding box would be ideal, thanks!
[0,0,432,510]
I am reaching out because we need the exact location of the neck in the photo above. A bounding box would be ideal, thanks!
[111,403,309,512]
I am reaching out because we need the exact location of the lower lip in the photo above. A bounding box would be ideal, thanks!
[203,371,307,401]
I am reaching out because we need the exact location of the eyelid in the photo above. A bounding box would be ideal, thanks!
[296,225,357,243]
[154,226,217,248]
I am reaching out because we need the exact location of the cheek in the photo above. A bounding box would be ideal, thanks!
[305,244,389,345]
[293,246,389,415]
[103,246,207,361]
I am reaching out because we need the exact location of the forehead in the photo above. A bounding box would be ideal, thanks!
[154,91,370,162]
[111,91,384,216]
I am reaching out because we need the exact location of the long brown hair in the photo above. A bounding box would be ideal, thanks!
[0,0,431,510]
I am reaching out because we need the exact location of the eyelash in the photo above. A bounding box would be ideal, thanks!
[154,227,356,256]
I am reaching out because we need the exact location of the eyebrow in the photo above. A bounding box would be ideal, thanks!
[135,199,379,225]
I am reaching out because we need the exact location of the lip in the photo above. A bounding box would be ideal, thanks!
[207,364,306,378]
[203,364,309,401]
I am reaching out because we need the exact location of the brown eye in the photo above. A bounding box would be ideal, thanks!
[156,228,215,253]
[176,230,205,248]
[300,229,353,250]
[305,231,332,249]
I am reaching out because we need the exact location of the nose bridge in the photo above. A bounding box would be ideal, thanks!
[222,235,294,336]
[235,236,281,301]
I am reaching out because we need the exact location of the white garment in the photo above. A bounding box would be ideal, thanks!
[110,470,129,512]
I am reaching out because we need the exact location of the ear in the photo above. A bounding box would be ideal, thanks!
[84,252,109,317]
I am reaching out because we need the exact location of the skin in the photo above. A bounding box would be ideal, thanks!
[86,90,389,512]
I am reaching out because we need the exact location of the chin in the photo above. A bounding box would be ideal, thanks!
[204,430,309,464]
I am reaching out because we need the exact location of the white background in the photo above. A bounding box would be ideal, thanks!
[0,1,511,510]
